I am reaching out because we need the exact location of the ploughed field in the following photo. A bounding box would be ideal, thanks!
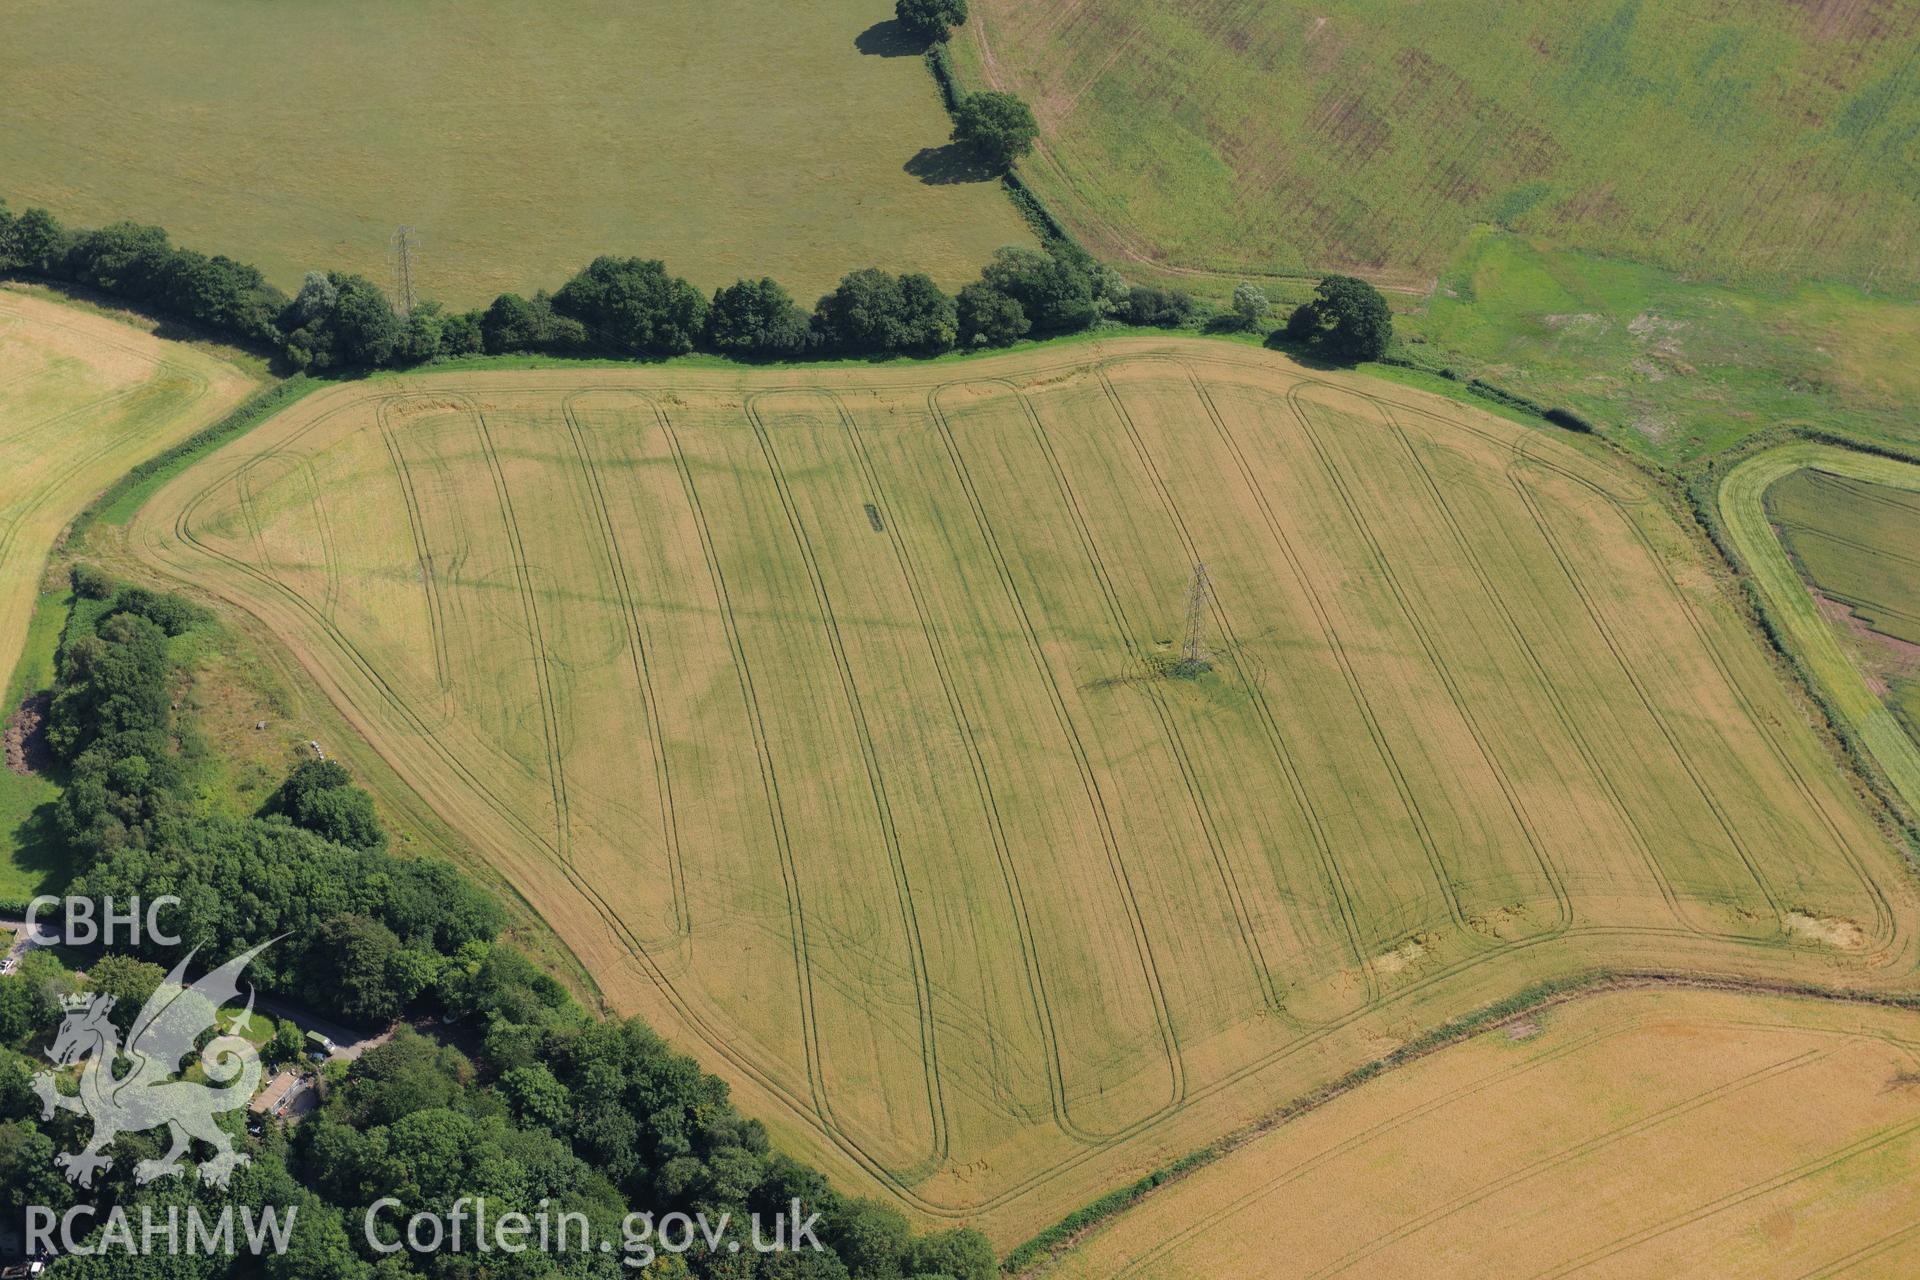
[1044,986,1920,1279]
[0,288,255,694]
[0,0,1033,306]
[952,0,1920,290]
[129,340,1919,1237]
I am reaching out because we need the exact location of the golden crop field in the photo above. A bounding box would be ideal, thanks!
[128,339,1919,1238]
[0,0,1034,307]
[1042,985,1920,1279]
[0,287,256,695]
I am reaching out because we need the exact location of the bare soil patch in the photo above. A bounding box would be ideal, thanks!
[3,693,51,777]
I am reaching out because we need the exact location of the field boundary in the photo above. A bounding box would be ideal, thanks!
[1003,969,1920,1275]
[1719,443,1920,825]
[63,375,318,545]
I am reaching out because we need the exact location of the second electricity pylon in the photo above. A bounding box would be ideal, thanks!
[1177,561,1213,675]
[390,225,418,319]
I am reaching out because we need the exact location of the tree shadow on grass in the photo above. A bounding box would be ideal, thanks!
[905,143,1002,185]
[1264,329,1355,370]
[9,801,75,901]
[855,19,927,57]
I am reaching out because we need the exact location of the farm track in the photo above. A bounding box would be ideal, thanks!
[558,394,688,937]
[1301,373,1896,959]
[1189,370,1484,950]
[1287,382,1573,939]
[1094,367,1368,1013]
[125,341,1920,1235]
[1013,378,1284,1017]
[167,388,886,1190]
[1382,411,1704,936]
[829,391,1083,1145]
[375,399,453,699]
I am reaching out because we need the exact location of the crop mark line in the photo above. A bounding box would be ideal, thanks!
[1524,1109,1920,1279]
[1165,362,1391,996]
[928,379,1186,1138]
[1505,459,1787,931]
[466,397,575,868]
[139,363,1919,1222]
[298,455,342,621]
[1310,372,1891,952]
[374,400,452,699]
[647,400,835,1135]
[0,378,212,578]
[1093,366,1367,1014]
[1307,1045,1835,1277]
[1382,413,1703,937]
[1287,382,1572,937]
[1112,1019,1649,1278]
[1792,1219,1920,1278]
[1185,361,1472,950]
[1500,427,1894,952]
[1012,378,1285,1017]
[152,393,889,1204]
[1191,364,1479,943]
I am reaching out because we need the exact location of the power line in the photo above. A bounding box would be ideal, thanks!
[1179,561,1212,674]
[389,225,418,319]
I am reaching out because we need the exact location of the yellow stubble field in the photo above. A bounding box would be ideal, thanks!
[125,338,1920,1240]
[1042,985,1920,1278]
[0,286,256,693]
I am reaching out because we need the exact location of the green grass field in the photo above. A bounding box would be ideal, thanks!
[1400,230,1920,463]
[953,0,1920,291]
[127,339,1919,1238]
[0,0,1034,307]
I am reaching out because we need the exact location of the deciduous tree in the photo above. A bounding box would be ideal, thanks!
[951,91,1038,168]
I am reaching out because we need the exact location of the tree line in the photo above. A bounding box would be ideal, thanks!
[1,197,1391,374]
[2,570,995,1278]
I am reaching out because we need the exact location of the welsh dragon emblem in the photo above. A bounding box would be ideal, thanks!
[33,941,276,1189]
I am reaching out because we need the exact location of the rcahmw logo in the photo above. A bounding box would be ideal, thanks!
[35,938,274,1188]
[26,1203,297,1260]
[24,931,300,1257]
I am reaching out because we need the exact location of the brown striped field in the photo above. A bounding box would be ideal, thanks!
[126,339,1920,1241]
[1041,986,1920,1279]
